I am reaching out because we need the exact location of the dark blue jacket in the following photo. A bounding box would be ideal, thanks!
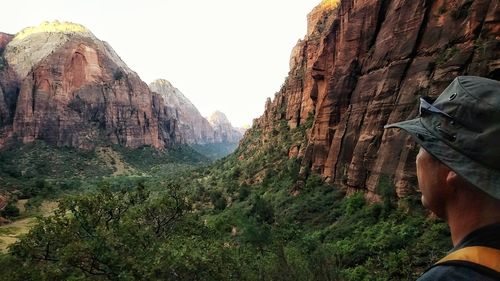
[417,223,500,281]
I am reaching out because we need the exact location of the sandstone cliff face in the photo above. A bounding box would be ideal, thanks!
[0,22,180,150]
[248,0,499,199]
[208,111,244,144]
[149,79,215,144]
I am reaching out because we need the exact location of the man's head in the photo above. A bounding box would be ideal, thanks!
[414,147,497,219]
[385,76,500,215]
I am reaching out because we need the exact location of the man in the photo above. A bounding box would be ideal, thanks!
[384,76,500,280]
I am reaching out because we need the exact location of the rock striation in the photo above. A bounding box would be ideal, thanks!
[0,21,180,150]
[246,0,499,200]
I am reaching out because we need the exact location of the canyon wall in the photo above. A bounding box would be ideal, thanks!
[249,0,499,199]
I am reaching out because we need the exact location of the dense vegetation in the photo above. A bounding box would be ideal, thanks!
[0,115,451,280]
[0,141,207,193]
[0,171,450,280]
[0,141,208,222]
[190,142,239,160]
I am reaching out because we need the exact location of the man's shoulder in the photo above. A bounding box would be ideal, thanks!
[417,264,500,281]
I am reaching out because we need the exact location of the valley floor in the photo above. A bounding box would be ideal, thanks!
[0,200,57,252]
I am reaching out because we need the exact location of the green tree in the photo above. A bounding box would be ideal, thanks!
[250,196,274,224]
[1,184,240,280]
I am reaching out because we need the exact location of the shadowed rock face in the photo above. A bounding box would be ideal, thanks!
[249,0,499,200]
[0,22,180,150]
[0,32,19,145]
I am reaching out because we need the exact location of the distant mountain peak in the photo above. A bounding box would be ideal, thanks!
[148,80,244,145]
[152,79,174,87]
[208,111,243,144]
[208,111,230,126]
[149,79,195,109]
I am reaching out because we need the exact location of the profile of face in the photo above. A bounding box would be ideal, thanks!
[415,147,452,219]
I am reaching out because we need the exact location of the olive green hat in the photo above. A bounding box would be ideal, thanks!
[385,76,500,200]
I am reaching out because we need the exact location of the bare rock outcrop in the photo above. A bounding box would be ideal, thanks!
[0,21,180,150]
[246,0,499,199]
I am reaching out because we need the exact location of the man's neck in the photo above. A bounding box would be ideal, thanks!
[447,203,500,246]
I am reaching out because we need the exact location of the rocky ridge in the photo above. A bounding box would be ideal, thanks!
[243,0,500,200]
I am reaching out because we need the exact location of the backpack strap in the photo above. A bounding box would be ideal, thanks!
[436,246,500,273]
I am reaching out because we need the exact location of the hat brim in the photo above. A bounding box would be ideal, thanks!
[385,118,500,200]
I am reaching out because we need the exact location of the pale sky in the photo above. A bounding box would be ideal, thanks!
[1,0,321,127]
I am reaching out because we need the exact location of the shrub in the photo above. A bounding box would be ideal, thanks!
[1,203,20,218]
[342,192,366,215]
[238,185,251,201]
[436,46,459,65]
[210,191,227,210]
[305,173,323,189]
[250,196,275,224]
[1,185,243,280]
[113,69,124,81]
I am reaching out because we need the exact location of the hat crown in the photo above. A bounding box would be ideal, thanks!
[422,76,500,170]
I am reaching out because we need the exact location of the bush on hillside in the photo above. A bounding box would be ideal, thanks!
[1,203,20,218]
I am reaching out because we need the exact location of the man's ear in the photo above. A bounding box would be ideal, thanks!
[445,170,460,193]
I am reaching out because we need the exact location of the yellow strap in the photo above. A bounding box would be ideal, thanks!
[436,246,500,273]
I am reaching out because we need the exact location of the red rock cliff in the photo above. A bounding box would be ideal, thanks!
[249,0,499,200]
[0,22,180,149]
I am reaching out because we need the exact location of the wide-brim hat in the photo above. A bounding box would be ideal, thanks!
[385,76,500,200]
